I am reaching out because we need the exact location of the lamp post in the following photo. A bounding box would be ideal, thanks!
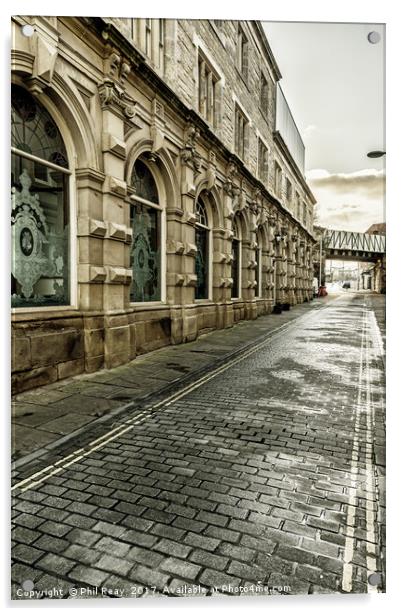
[367,150,386,158]
[318,234,323,286]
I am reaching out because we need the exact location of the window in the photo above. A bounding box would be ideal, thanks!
[195,196,210,300]
[260,72,269,114]
[145,19,152,58]
[237,25,249,81]
[302,202,307,226]
[274,162,282,197]
[255,246,262,297]
[231,217,241,298]
[295,192,301,220]
[157,19,165,72]
[286,178,293,204]
[11,85,71,308]
[235,105,248,160]
[135,19,165,70]
[198,53,218,127]
[130,159,162,302]
[258,138,268,183]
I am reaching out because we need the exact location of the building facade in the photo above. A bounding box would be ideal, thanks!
[11,17,316,393]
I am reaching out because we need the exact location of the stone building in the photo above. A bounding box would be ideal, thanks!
[11,17,317,393]
[365,223,386,293]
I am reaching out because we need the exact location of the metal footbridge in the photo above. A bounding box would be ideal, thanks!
[323,229,385,261]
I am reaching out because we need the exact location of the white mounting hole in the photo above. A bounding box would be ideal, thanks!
[367,31,381,44]
[22,24,35,37]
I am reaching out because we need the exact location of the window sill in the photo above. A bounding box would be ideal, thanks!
[129,301,168,310]
[11,305,80,321]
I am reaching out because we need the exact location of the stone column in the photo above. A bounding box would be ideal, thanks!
[169,122,200,344]
[287,231,297,306]
[306,242,314,300]
[272,215,285,313]
[295,238,302,304]
[267,213,276,308]
[97,50,135,368]
[219,163,240,329]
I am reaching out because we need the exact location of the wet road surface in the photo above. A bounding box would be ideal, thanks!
[11,292,385,599]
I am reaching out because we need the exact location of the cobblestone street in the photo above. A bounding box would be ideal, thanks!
[11,292,386,599]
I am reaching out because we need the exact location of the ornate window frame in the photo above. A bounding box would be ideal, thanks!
[194,194,212,302]
[231,216,242,300]
[232,95,251,164]
[128,157,167,306]
[193,34,224,132]
[11,82,78,314]
[257,134,269,185]
[255,238,263,298]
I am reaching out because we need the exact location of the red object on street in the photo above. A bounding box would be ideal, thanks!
[318,285,328,297]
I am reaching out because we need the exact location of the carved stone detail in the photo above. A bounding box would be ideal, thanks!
[78,265,107,283]
[107,222,127,241]
[101,133,126,158]
[213,252,227,264]
[77,217,107,238]
[103,175,127,197]
[166,239,185,255]
[25,33,58,94]
[184,273,198,287]
[184,243,197,257]
[167,273,185,286]
[98,51,136,120]
[180,122,201,172]
[106,266,132,283]
[222,160,238,196]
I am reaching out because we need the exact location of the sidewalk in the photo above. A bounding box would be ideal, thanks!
[12,297,336,466]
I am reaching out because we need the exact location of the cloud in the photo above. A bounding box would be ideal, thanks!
[307,168,385,200]
[306,168,386,232]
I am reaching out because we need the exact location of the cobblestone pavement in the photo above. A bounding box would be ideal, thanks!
[11,292,385,599]
[12,296,331,464]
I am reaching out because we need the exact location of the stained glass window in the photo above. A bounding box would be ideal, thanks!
[12,85,68,168]
[255,247,261,297]
[231,217,241,299]
[131,159,159,204]
[11,85,70,308]
[130,203,161,302]
[231,239,240,298]
[130,159,162,302]
[195,197,209,300]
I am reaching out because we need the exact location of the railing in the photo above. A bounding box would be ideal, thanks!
[323,229,386,254]
[275,84,305,175]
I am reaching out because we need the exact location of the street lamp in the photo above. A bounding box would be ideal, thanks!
[367,150,386,158]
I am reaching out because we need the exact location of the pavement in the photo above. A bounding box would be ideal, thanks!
[11,292,386,599]
[12,296,334,467]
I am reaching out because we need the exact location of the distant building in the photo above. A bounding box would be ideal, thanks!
[364,223,386,293]
[366,223,386,235]
[11,17,317,392]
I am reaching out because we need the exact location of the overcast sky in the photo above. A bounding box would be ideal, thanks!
[263,21,385,232]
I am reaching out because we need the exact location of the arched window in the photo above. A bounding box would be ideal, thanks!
[130,158,162,302]
[195,196,210,300]
[231,216,241,298]
[11,84,71,308]
[255,229,262,298]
